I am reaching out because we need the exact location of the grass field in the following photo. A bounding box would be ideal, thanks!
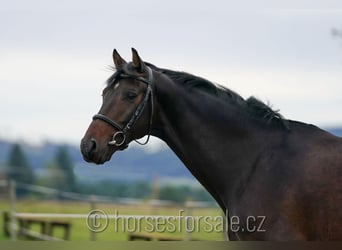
[0,199,225,241]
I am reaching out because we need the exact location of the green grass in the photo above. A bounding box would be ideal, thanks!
[0,199,225,241]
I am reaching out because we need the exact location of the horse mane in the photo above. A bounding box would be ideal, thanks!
[146,63,290,130]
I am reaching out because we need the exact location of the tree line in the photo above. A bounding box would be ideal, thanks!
[4,143,214,203]
[5,143,76,196]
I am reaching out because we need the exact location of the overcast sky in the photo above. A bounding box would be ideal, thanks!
[1,1,342,149]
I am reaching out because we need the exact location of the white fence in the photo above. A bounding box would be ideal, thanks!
[0,179,220,241]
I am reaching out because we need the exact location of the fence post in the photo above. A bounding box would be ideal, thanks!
[9,180,17,241]
[90,195,96,241]
[184,201,192,241]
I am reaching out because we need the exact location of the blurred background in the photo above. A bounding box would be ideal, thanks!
[0,0,341,241]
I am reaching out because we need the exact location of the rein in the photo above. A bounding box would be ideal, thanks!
[92,66,154,147]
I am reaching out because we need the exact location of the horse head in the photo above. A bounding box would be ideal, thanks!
[80,48,154,164]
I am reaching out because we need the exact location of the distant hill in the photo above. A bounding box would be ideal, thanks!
[328,128,342,137]
[0,127,341,184]
[74,145,194,183]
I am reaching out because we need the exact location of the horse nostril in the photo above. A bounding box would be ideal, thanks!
[81,138,98,159]
[89,138,97,154]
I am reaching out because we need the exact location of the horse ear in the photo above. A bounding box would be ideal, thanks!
[131,48,146,73]
[113,49,126,69]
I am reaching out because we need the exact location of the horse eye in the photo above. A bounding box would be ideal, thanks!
[126,92,138,100]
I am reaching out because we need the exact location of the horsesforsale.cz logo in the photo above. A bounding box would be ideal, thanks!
[85,209,266,234]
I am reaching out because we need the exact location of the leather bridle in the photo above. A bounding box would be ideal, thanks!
[92,66,154,147]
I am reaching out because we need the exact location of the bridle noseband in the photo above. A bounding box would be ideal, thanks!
[92,66,154,147]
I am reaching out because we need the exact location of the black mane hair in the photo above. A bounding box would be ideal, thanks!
[147,63,290,130]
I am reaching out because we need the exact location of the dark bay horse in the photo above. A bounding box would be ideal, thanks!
[80,48,342,240]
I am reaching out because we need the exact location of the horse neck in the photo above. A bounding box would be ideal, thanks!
[151,73,272,208]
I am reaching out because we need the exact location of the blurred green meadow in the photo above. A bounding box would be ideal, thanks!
[0,199,225,241]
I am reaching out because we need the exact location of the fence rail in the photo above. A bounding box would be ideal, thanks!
[1,179,221,241]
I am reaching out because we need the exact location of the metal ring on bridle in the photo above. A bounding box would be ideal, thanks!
[108,131,126,146]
